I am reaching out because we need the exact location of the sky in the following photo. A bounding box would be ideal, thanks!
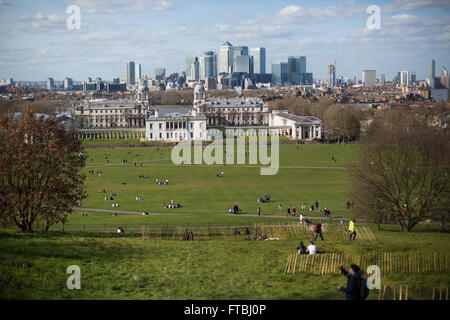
[0,0,449,81]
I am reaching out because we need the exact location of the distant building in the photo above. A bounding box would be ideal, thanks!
[250,47,266,75]
[271,62,288,86]
[135,64,142,83]
[269,110,322,139]
[145,107,207,141]
[186,57,199,81]
[328,65,336,87]
[46,78,54,91]
[219,41,234,74]
[75,99,149,128]
[400,71,409,86]
[63,77,73,90]
[126,61,135,86]
[288,56,306,85]
[362,70,376,87]
[193,83,269,126]
[430,59,436,88]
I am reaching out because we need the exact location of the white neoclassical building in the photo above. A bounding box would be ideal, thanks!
[145,107,207,141]
[269,110,323,139]
[193,83,270,126]
[75,99,149,129]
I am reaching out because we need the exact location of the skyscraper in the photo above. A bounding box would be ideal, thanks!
[288,56,306,84]
[63,77,73,90]
[328,65,336,87]
[400,71,409,86]
[234,55,251,74]
[362,70,376,87]
[381,74,386,85]
[250,47,266,74]
[271,62,288,86]
[204,51,217,78]
[186,57,199,81]
[430,59,436,88]
[233,46,249,73]
[126,61,135,86]
[46,78,54,91]
[219,41,233,74]
[135,64,142,83]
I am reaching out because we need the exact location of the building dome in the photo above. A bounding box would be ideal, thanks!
[194,83,206,106]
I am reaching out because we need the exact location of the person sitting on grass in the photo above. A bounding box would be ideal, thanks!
[307,241,317,255]
[336,264,362,300]
[297,241,307,254]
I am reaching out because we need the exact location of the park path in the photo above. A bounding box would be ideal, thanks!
[85,162,347,170]
[76,207,352,221]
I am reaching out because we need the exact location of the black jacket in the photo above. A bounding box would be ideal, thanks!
[339,268,361,300]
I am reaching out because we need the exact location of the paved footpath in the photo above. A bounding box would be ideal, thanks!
[77,207,353,221]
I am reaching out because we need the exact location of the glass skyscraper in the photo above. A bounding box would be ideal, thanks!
[250,47,266,74]
[288,56,306,85]
[126,61,135,86]
[271,62,288,86]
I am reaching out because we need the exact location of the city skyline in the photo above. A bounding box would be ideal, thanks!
[0,0,450,81]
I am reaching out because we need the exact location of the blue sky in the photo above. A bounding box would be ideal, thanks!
[0,0,449,81]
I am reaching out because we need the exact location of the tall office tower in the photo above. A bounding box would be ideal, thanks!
[288,56,306,85]
[400,71,410,86]
[126,61,135,86]
[154,68,166,81]
[186,57,199,81]
[410,71,416,85]
[381,74,386,85]
[199,54,215,80]
[135,64,142,83]
[271,62,288,86]
[63,77,73,90]
[232,46,249,73]
[120,71,127,83]
[441,66,449,88]
[204,51,217,77]
[328,65,336,87]
[220,41,234,74]
[362,70,376,87]
[430,59,436,88]
[250,47,266,74]
[46,78,54,91]
[234,55,251,74]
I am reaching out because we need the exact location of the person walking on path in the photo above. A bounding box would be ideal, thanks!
[313,221,324,241]
[257,206,261,216]
[349,218,356,240]
[315,200,319,211]
[336,264,362,300]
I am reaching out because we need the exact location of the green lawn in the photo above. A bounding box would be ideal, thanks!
[0,224,448,300]
[1,143,449,300]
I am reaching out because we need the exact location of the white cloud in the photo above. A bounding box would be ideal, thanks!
[384,0,450,13]
[61,0,175,14]
[273,0,366,25]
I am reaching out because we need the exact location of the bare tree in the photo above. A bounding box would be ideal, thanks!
[349,110,450,232]
[0,110,86,232]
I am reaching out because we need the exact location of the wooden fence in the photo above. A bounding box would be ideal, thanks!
[284,251,450,275]
[140,223,376,241]
[377,285,449,300]
[255,223,376,241]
